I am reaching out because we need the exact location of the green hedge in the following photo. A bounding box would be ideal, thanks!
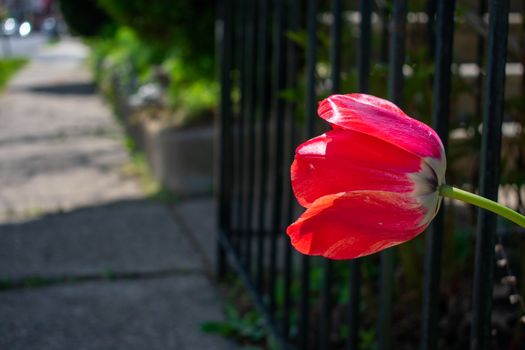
[96,0,214,61]
[61,0,217,125]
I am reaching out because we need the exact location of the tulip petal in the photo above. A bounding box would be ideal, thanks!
[286,191,431,259]
[292,129,432,207]
[318,94,446,180]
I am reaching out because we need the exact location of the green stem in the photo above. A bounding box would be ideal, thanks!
[439,184,525,229]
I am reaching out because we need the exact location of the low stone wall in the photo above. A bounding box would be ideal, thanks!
[139,121,214,197]
[111,81,214,197]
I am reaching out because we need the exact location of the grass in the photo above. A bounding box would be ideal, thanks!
[0,57,27,91]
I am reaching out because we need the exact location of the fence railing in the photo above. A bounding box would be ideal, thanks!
[216,0,516,349]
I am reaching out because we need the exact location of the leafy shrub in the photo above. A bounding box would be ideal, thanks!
[96,0,214,62]
[90,27,217,126]
[162,54,217,119]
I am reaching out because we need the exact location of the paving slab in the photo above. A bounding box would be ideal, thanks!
[172,198,217,268]
[0,38,140,220]
[0,276,235,350]
[0,200,202,280]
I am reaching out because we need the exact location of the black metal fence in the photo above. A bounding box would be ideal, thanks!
[216,0,520,349]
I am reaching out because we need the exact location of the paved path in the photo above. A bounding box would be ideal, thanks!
[0,39,233,350]
[1,34,47,59]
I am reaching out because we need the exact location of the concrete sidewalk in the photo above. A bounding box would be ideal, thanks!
[0,39,233,350]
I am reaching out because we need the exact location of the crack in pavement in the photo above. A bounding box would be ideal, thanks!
[0,267,202,292]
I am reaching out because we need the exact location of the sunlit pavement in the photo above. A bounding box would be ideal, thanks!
[0,34,47,59]
[0,39,234,350]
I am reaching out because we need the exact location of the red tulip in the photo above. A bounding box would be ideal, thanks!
[287,93,446,260]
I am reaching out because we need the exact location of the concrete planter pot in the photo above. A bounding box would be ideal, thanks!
[109,78,214,197]
[138,120,214,197]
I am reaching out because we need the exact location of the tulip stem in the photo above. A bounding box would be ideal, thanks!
[439,184,525,228]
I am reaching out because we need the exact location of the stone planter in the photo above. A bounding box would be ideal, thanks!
[138,120,214,197]
[110,79,214,197]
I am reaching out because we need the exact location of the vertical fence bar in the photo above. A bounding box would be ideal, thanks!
[329,0,342,93]
[269,0,286,316]
[320,1,341,348]
[282,0,300,340]
[234,0,247,255]
[255,0,270,293]
[471,1,510,349]
[378,2,406,350]
[426,0,437,60]
[347,2,371,349]
[475,0,488,130]
[420,1,456,349]
[304,0,318,139]
[357,0,372,94]
[347,249,361,349]
[379,3,390,64]
[320,260,333,349]
[243,0,257,275]
[216,0,233,278]
[299,0,317,348]
[522,0,525,95]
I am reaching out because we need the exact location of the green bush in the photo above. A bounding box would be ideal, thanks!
[96,0,214,62]
[90,27,217,126]
[91,27,156,82]
[80,1,217,125]
[162,54,217,118]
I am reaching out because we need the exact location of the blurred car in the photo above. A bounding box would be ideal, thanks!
[2,18,32,37]
[2,17,18,36]
[42,17,58,38]
[18,21,31,37]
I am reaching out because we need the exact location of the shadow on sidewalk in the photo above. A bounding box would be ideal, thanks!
[20,82,97,95]
[0,199,205,283]
[0,198,232,350]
